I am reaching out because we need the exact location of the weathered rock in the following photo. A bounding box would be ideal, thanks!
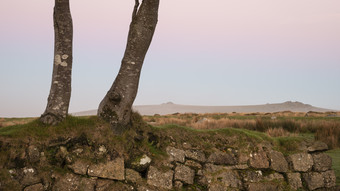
[147,166,173,189]
[202,164,242,188]
[125,168,143,184]
[131,154,152,172]
[137,186,157,191]
[264,172,284,181]
[166,146,185,163]
[208,183,229,191]
[96,180,134,191]
[27,146,40,163]
[174,163,195,184]
[72,148,83,155]
[185,159,202,169]
[287,173,302,190]
[98,145,107,154]
[56,146,68,159]
[88,157,125,180]
[203,163,224,174]
[238,152,250,164]
[185,149,206,162]
[52,173,96,191]
[288,153,313,172]
[19,167,41,187]
[307,141,328,152]
[322,170,336,188]
[67,160,89,175]
[247,182,282,191]
[302,172,324,190]
[174,181,183,189]
[207,151,237,165]
[209,170,242,189]
[312,153,332,172]
[24,183,44,191]
[242,170,263,183]
[249,151,269,169]
[268,150,288,172]
[95,179,113,191]
[182,142,192,149]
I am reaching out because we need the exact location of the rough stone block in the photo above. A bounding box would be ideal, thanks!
[287,173,302,190]
[288,153,313,172]
[185,159,202,169]
[131,154,152,172]
[174,164,195,184]
[166,146,185,163]
[247,182,282,191]
[322,170,336,188]
[242,170,263,183]
[307,141,328,152]
[268,150,288,172]
[125,168,143,184]
[249,151,269,169]
[67,160,88,175]
[264,172,284,181]
[302,172,324,190]
[312,153,332,172]
[185,149,206,162]
[207,150,237,165]
[147,166,173,190]
[19,167,41,187]
[52,173,96,191]
[24,183,44,191]
[88,157,125,180]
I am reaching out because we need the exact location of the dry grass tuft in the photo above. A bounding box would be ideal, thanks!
[266,127,296,137]
[144,112,340,148]
[315,122,340,149]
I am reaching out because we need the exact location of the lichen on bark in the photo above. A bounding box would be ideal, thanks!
[41,0,73,125]
[98,0,159,134]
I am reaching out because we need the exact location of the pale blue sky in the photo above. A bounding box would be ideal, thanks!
[1,0,339,117]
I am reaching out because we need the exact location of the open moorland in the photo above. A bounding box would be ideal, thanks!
[1,111,339,187]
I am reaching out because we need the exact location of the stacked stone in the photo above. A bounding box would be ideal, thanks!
[4,141,337,191]
[145,141,337,191]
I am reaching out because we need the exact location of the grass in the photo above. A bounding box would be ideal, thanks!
[0,115,99,141]
[143,112,340,148]
[1,112,339,186]
[326,149,340,185]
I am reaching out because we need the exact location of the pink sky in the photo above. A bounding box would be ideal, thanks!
[0,0,339,116]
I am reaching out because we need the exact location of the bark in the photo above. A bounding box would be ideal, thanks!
[98,0,159,134]
[41,0,73,125]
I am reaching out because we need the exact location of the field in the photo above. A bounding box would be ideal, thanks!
[142,111,340,184]
[1,111,340,184]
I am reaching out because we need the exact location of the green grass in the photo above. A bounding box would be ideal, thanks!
[326,149,340,185]
[0,115,99,140]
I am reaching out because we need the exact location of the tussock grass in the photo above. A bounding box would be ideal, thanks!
[144,112,340,148]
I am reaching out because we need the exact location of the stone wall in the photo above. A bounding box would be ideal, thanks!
[0,138,338,191]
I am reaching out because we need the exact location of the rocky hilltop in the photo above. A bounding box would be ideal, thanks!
[72,101,336,116]
[0,114,338,191]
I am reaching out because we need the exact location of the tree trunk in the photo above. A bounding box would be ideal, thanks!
[41,0,73,125]
[98,0,159,134]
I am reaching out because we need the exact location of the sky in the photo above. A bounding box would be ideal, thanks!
[0,0,339,117]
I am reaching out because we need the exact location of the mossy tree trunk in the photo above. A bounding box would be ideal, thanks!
[98,0,159,134]
[41,0,73,125]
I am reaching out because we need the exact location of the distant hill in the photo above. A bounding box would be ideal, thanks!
[72,101,336,116]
